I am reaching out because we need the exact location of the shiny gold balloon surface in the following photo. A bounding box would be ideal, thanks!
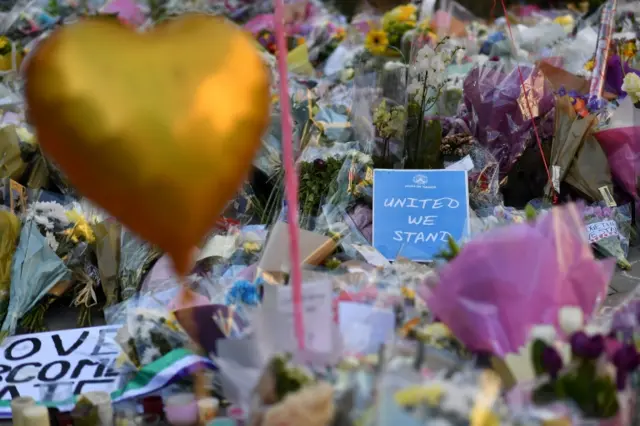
[25,15,271,275]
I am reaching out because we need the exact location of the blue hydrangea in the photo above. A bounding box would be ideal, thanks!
[225,280,260,306]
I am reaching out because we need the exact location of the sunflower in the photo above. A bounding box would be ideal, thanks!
[365,29,390,55]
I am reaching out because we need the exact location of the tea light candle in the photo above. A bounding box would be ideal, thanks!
[81,391,113,426]
[11,396,35,426]
[197,397,219,423]
[21,405,49,426]
[164,393,199,426]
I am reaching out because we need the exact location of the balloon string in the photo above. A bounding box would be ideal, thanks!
[499,0,553,199]
[273,0,306,351]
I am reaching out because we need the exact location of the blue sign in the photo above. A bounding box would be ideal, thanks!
[372,169,470,261]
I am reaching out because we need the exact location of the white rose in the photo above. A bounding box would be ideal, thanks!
[558,306,584,335]
[621,73,640,104]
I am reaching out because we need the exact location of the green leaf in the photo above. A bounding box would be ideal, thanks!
[532,382,558,405]
[525,204,537,221]
[531,339,547,377]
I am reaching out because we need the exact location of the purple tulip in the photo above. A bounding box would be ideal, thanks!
[613,344,640,372]
[616,369,628,390]
[541,346,563,379]
[570,332,605,360]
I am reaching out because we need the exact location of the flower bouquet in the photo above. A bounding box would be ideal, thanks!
[583,203,632,270]
[528,306,639,423]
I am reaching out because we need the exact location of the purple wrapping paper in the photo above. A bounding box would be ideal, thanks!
[423,203,615,357]
[457,65,555,179]
[605,56,640,97]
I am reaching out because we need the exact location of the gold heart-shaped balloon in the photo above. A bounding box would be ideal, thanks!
[25,15,270,275]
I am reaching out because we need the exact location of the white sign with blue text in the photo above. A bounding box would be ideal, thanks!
[372,169,470,261]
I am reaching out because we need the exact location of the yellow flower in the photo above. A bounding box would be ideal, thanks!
[0,37,9,51]
[422,323,453,340]
[401,286,415,299]
[394,385,444,407]
[243,241,261,253]
[398,4,417,21]
[620,40,637,61]
[335,28,346,41]
[64,210,96,244]
[469,406,501,426]
[584,58,595,72]
[365,30,389,55]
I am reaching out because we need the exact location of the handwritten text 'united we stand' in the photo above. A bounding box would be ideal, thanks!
[383,196,460,244]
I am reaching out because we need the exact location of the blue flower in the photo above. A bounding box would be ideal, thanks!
[225,280,260,306]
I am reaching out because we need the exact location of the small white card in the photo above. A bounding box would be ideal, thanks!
[352,244,391,267]
[446,155,475,172]
[262,280,334,356]
[338,302,395,355]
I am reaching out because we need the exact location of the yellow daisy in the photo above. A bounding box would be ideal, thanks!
[365,29,389,56]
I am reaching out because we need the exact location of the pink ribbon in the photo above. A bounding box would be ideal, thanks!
[273,0,305,351]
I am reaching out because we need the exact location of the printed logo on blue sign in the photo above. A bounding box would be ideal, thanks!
[372,169,470,262]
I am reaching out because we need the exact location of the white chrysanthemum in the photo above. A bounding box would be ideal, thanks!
[45,232,59,252]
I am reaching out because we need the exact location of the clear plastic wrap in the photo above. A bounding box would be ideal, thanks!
[594,97,640,222]
[449,63,556,180]
[583,202,632,270]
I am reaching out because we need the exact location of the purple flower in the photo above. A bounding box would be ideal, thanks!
[558,87,567,97]
[570,331,605,360]
[613,344,640,371]
[587,96,602,112]
[541,346,564,378]
[612,344,640,389]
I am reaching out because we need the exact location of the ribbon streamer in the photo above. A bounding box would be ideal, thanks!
[273,0,306,351]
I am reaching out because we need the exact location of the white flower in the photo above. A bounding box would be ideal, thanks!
[558,306,584,335]
[584,323,606,337]
[45,232,59,252]
[407,79,425,99]
[529,325,556,345]
[621,73,640,104]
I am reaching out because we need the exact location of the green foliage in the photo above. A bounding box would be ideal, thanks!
[532,351,620,419]
[373,100,406,142]
[298,157,344,224]
[525,204,538,222]
[272,355,312,402]
[435,235,460,262]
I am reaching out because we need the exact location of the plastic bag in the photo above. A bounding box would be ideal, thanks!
[454,64,556,180]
